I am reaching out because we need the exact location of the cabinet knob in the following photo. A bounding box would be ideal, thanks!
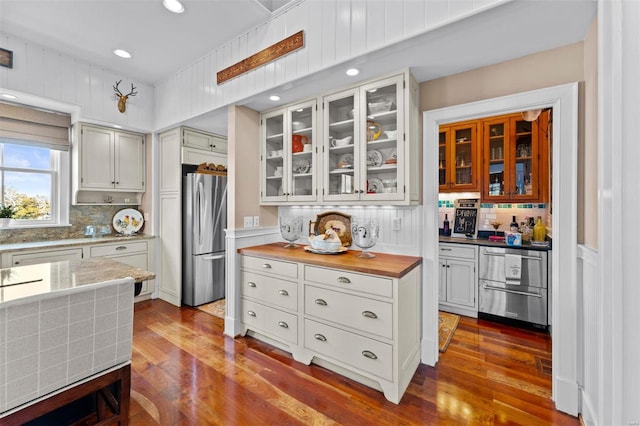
[337,276,351,284]
[277,321,289,329]
[278,289,289,296]
[248,281,257,288]
[262,263,272,269]
[314,333,327,342]
[247,310,256,317]
[362,310,378,319]
[362,350,378,360]
[314,298,327,306]
[447,265,450,268]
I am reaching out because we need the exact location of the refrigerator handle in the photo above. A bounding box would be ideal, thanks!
[196,181,204,245]
[202,254,226,261]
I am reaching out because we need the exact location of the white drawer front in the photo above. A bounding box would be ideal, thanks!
[242,256,298,279]
[241,272,298,311]
[90,241,148,257]
[242,299,298,344]
[304,319,392,381]
[304,265,392,298]
[305,285,392,339]
[439,243,476,260]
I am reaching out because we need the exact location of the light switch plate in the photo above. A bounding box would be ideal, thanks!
[243,216,254,228]
[392,217,401,231]
[253,216,260,227]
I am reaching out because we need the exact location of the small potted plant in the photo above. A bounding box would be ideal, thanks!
[0,204,15,227]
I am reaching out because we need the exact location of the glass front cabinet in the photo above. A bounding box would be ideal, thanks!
[438,121,480,192]
[260,99,318,204]
[322,74,405,203]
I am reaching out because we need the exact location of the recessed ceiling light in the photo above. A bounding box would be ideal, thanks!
[269,95,280,101]
[0,93,17,99]
[346,68,360,76]
[163,0,184,14]
[113,49,132,59]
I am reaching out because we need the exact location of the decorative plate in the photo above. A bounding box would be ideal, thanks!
[293,160,311,174]
[310,211,352,247]
[367,177,384,194]
[304,246,349,255]
[367,150,383,167]
[112,208,144,235]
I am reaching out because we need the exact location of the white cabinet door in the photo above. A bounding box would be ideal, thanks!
[438,260,447,303]
[80,125,114,189]
[115,132,145,191]
[445,259,476,308]
[261,108,287,203]
[158,192,182,306]
[183,128,228,154]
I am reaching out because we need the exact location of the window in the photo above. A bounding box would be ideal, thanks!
[0,141,70,227]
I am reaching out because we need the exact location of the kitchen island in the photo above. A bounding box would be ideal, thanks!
[0,258,155,424]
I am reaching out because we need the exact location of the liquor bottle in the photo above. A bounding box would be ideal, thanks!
[533,216,547,242]
[443,214,450,236]
[510,215,519,232]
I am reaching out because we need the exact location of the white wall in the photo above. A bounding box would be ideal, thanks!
[0,33,154,132]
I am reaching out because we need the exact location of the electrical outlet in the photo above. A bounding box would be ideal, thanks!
[392,217,401,231]
[243,216,254,228]
[253,216,260,227]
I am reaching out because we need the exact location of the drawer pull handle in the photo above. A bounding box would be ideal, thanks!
[362,350,378,360]
[278,321,289,329]
[337,276,351,284]
[262,263,272,269]
[362,310,378,319]
[247,310,256,317]
[314,334,327,342]
[248,282,257,288]
[115,246,127,251]
[440,248,452,251]
[314,299,327,306]
[278,289,289,296]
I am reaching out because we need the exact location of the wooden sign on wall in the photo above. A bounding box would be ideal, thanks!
[217,31,304,85]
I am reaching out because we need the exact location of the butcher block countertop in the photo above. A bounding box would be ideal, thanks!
[238,242,421,278]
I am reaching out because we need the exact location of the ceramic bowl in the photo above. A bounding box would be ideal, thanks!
[309,238,342,251]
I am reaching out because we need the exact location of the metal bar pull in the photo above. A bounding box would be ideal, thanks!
[483,284,542,298]
[362,350,378,360]
[440,247,452,251]
[203,254,226,260]
[247,310,256,317]
[262,263,272,269]
[278,289,289,296]
[337,276,351,284]
[314,334,327,342]
[247,282,257,288]
[362,311,378,319]
[277,321,289,328]
[314,299,327,306]
[115,246,127,251]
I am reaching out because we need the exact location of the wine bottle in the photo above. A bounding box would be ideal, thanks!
[510,215,518,232]
[443,214,450,236]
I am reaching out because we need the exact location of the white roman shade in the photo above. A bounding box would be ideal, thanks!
[0,101,71,151]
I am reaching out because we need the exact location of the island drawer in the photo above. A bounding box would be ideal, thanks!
[304,285,392,339]
[304,265,392,298]
[242,299,298,344]
[90,241,148,257]
[241,271,298,311]
[242,256,297,279]
[304,319,392,381]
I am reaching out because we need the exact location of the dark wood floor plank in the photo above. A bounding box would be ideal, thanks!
[127,300,579,426]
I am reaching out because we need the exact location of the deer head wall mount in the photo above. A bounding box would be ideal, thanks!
[113,80,137,113]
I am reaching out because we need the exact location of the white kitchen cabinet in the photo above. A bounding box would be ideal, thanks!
[182,127,228,154]
[88,240,155,300]
[260,99,318,204]
[438,243,478,317]
[2,247,83,268]
[238,247,421,404]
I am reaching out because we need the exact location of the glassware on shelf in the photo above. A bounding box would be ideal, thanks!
[280,216,303,248]
[351,219,379,258]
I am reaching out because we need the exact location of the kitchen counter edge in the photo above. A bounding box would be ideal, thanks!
[0,234,156,254]
[439,235,551,251]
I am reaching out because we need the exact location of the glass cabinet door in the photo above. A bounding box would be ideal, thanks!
[511,117,538,199]
[323,88,359,201]
[262,110,286,201]
[439,130,447,188]
[484,119,506,200]
[288,99,316,201]
[360,75,403,200]
[439,121,478,192]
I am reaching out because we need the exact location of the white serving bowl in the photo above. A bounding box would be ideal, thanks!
[384,130,398,139]
[309,238,342,251]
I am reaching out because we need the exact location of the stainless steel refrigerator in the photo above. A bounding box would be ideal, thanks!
[182,172,227,306]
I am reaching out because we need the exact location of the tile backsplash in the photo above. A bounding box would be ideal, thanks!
[0,205,143,244]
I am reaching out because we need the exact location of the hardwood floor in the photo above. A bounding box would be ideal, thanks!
[128,300,579,425]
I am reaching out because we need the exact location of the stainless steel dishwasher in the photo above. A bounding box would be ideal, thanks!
[478,246,548,327]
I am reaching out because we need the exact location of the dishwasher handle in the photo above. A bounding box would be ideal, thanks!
[482,283,542,298]
[482,252,542,261]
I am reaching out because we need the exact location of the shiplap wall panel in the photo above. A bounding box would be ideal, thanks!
[43,50,61,101]
[59,55,77,105]
[384,1,405,45]
[351,1,367,58]
[366,1,386,50]
[26,43,45,96]
[449,0,475,19]
[404,1,427,39]
[425,0,450,27]
[321,1,338,67]
[305,1,323,74]
[335,0,352,62]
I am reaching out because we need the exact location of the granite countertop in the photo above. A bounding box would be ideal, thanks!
[238,242,422,278]
[0,257,155,304]
[439,235,552,251]
[0,234,155,254]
